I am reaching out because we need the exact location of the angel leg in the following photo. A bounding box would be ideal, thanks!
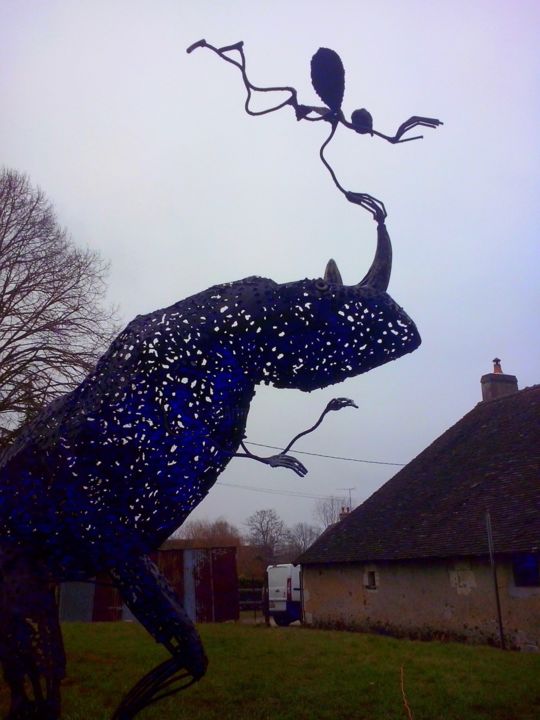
[187,38,298,117]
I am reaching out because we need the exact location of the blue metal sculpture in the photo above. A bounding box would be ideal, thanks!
[0,39,440,720]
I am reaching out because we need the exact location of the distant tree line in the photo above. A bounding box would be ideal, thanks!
[174,494,351,580]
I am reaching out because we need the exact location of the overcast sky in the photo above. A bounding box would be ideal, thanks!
[1,1,539,533]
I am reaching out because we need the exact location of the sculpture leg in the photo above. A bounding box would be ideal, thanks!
[0,548,65,720]
[110,554,207,720]
[0,626,31,720]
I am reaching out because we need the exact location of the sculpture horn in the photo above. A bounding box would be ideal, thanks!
[357,222,392,292]
[324,258,343,285]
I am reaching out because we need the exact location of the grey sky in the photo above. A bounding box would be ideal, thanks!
[1,1,539,531]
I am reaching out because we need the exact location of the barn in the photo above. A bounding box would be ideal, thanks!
[59,544,239,623]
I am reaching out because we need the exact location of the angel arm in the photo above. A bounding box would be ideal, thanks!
[234,397,357,476]
[372,115,443,144]
[340,110,443,144]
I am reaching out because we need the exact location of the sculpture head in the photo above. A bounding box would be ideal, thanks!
[227,222,420,392]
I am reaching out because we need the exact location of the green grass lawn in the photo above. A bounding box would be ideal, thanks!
[1,622,539,719]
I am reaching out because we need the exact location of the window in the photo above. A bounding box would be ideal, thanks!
[365,570,377,590]
[513,554,540,587]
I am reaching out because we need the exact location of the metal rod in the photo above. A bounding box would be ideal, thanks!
[485,510,506,649]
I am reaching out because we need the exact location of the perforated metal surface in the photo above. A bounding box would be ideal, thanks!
[0,260,419,575]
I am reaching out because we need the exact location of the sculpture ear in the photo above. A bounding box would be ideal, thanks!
[324,259,343,285]
[310,47,345,112]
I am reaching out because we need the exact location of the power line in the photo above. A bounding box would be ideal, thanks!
[216,480,342,501]
[244,441,405,467]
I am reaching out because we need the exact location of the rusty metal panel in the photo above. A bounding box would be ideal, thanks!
[156,549,184,600]
[182,549,197,622]
[92,572,122,621]
[193,549,214,622]
[211,547,239,622]
[58,581,95,622]
[77,547,238,623]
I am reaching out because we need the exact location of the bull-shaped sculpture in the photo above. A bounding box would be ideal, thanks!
[0,214,420,718]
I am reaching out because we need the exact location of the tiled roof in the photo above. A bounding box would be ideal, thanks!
[298,385,540,564]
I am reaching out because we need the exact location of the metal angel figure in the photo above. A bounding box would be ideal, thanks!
[187,39,442,219]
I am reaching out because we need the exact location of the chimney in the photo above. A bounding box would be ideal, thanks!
[480,358,518,402]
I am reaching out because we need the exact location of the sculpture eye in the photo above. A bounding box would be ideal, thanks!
[315,279,329,293]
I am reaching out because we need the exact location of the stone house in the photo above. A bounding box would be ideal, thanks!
[297,362,540,649]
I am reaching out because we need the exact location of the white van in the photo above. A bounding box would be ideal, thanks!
[265,564,302,626]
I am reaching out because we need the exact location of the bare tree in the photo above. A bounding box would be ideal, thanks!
[0,168,118,450]
[285,522,321,557]
[314,496,348,528]
[173,517,242,547]
[245,508,285,565]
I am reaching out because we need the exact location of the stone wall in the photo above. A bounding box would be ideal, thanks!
[302,557,540,650]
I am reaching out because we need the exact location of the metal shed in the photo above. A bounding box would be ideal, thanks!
[59,546,239,623]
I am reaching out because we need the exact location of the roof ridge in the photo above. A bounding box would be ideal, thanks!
[298,383,540,565]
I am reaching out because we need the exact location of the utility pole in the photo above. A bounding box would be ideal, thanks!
[486,510,506,650]
[337,487,355,510]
